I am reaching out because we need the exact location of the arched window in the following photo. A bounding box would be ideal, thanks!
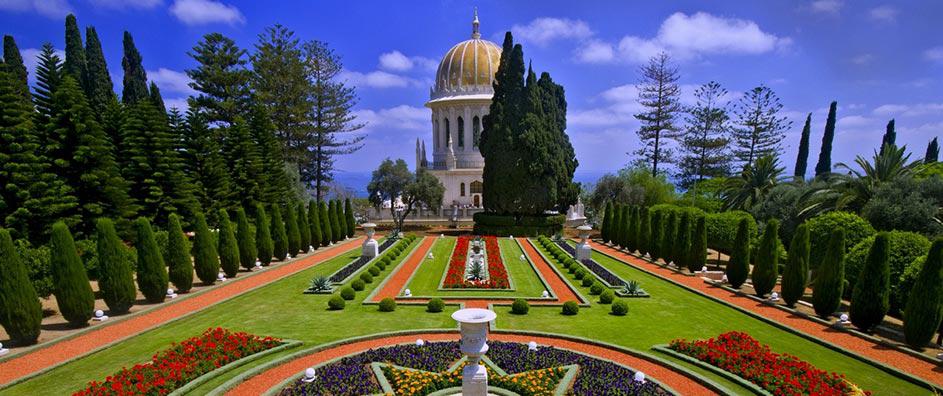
[434,119,439,149]
[444,118,451,147]
[470,181,483,194]
[472,116,480,148]
[460,182,466,196]
[457,116,465,148]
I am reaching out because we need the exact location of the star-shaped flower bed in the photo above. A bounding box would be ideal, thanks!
[372,357,576,396]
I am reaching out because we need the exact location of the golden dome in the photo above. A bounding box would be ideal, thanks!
[433,11,502,95]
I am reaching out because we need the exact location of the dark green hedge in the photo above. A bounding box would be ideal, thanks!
[473,213,565,236]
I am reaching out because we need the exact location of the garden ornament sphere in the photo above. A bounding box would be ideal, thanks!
[840,313,849,322]
[416,339,425,346]
[520,254,526,261]
[95,310,104,318]
[634,371,646,383]
[541,290,550,298]
[302,367,316,382]
[770,292,779,300]
[218,272,225,280]
[701,266,708,273]
[167,288,174,296]
[404,288,412,297]
[528,341,538,351]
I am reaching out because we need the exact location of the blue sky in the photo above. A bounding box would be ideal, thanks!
[2,0,941,178]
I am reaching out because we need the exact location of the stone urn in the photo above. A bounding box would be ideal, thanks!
[452,308,497,396]
[361,223,378,258]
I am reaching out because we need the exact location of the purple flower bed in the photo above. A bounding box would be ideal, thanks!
[328,238,397,283]
[279,341,668,395]
[555,241,626,288]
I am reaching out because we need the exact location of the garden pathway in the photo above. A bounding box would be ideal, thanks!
[370,236,436,302]
[518,237,581,303]
[226,331,717,395]
[0,237,364,387]
[591,242,943,388]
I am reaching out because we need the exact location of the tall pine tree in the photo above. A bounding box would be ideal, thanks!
[186,33,252,128]
[63,14,86,86]
[925,137,938,164]
[732,86,791,169]
[679,81,731,187]
[82,26,115,116]
[2,35,30,100]
[121,32,148,104]
[880,119,896,155]
[793,113,811,180]
[815,101,838,176]
[33,44,62,126]
[251,24,310,162]
[181,109,233,221]
[223,118,264,209]
[634,52,682,177]
[248,105,292,204]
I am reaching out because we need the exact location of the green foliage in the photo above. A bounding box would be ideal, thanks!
[638,207,651,256]
[850,233,891,331]
[270,205,288,261]
[599,289,615,304]
[82,27,115,115]
[590,281,605,295]
[121,32,148,104]
[14,240,53,298]
[360,272,373,284]
[235,208,258,271]
[688,216,707,272]
[611,300,629,316]
[660,211,677,263]
[344,198,356,238]
[511,298,530,315]
[319,201,332,246]
[903,239,943,349]
[308,276,330,293]
[574,269,585,280]
[751,220,779,297]
[329,200,341,242]
[781,224,810,307]
[351,279,365,291]
[427,298,445,313]
[307,201,322,249]
[191,212,219,285]
[612,205,625,248]
[726,218,752,289]
[296,203,311,253]
[368,266,380,276]
[165,214,193,293]
[676,212,691,268]
[679,81,733,188]
[925,137,939,164]
[722,155,785,211]
[582,277,595,288]
[217,209,240,278]
[649,212,663,261]
[705,210,756,255]
[794,113,811,179]
[284,202,302,255]
[327,294,345,310]
[379,297,396,312]
[602,201,613,243]
[0,228,42,344]
[186,33,252,126]
[813,229,846,318]
[472,213,565,236]
[861,176,943,236]
[254,204,274,266]
[134,217,168,304]
[815,101,837,176]
[806,211,874,271]
[2,35,30,99]
[561,301,579,316]
[340,286,355,300]
[845,231,930,314]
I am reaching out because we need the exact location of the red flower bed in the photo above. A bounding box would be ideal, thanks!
[443,236,510,289]
[74,328,281,396]
[669,332,869,396]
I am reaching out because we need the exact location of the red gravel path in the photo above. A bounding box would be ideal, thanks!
[592,242,943,388]
[371,236,436,302]
[226,332,717,395]
[0,238,362,386]
[518,237,581,303]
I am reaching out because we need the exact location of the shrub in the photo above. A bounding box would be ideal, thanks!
[381,256,392,266]
[297,203,311,253]
[427,298,445,313]
[751,220,779,297]
[309,276,331,293]
[676,212,691,267]
[582,277,594,287]
[599,289,615,304]
[369,266,381,276]
[589,281,604,294]
[782,224,810,307]
[328,294,345,310]
[661,211,677,263]
[511,298,530,314]
[284,203,302,256]
[344,198,356,238]
[649,212,663,261]
[319,201,332,246]
[688,216,707,272]
[706,211,757,255]
[574,269,585,280]
[14,240,53,298]
[96,219,136,314]
[602,201,613,243]
[236,208,258,271]
[845,230,930,314]
[813,229,845,318]
[850,233,890,331]
[0,229,42,345]
[637,207,651,256]
[217,210,240,278]
[351,279,365,291]
[329,200,342,243]
[134,218,168,304]
[340,286,356,300]
[611,300,628,315]
[165,214,193,294]
[375,261,386,270]
[379,297,396,312]
[49,224,96,324]
[903,239,943,349]
[270,205,289,261]
[307,201,322,249]
[562,301,579,315]
[360,272,373,283]
[192,213,220,285]
[807,211,875,270]
[626,206,638,252]
[255,204,274,266]
[726,218,752,289]
[613,204,625,248]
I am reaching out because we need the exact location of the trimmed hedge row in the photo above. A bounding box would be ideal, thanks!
[473,213,565,236]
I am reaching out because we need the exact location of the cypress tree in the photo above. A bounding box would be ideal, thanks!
[50,222,94,326]
[344,198,356,238]
[612,204,624,248]
[148,82,166,114]
[254,204,274,266]
[782,223,810,307]
[82,26,115,116]
[903,238,943,349]
[815,101,837,176]
[752,219,779,297]
[850,232,891,331]
[626,206,638,253]
[813,229,845,318]
[2,35,30,100]
[319,201,333,245]
[601,201,613,243]
[726,218,751,288]
[95,218,135,313]
[192,212,219,285]
[0,228,42,344]
[676,212,691,267]
[63,14,86,85]
[688,216,707,273]
[285,203,302,256]
[121,31,148,104]
[925,137,939,164]
[621,205,632,248]
[236,207,258,269]
[307,201,322,249]
[793,113,811,180]
[880,119,896,155]
[330,200,343,242]
[661,211,677,263]
[217,209,240,277]
[166,213,193,293]
[134,217,167,303]
[638,207,650,256]
[649,212,663,261]
[270,205,288,260]
[297,203,311,253]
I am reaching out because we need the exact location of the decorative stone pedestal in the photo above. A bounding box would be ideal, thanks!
[452,308,497,396]
[575,225,593,262]
[361,223,378,258]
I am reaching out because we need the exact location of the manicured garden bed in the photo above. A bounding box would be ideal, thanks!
[442,236,510,289]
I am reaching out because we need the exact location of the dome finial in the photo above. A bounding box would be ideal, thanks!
[472,8,480,39]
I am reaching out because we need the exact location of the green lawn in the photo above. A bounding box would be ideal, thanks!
[4,237,930,395]
[405,237,547,298]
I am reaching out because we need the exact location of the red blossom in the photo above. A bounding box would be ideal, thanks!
[443,236,510,289]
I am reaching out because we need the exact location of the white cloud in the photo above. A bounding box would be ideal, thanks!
[355,105,428,132]
[511,17,593,47]
[0,0,72,18]
[575,40,615,63]
[873,103,943,117]
[378,51,437,72]
[924,47,943,63]
[88,0,162,9]
[809,0,843,14]
[147,68,196,95]
[339,70,419,89]
[851,53,874,65]
[169,0,244,26]
[868,5,897,23]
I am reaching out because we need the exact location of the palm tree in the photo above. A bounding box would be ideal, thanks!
[722,155,785,210]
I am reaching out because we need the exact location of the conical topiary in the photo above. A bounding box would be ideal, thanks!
[217,209,240,277]
[236,207,258,270]
[0,228,42,344]
[850,232,891,331]
[255,204,273,265]
[134,217,168,303]
[96,218,136,313]
[726,218,751,289]
[751,220,779,297]
[638,207,650,256]
[307,201,322,249]
[297,203,311,253]
[344,198,356,238]
[813,229,845,318]
[903,238,943,349]
[166,213,193,293]
[626,206,638,253]
[612,205,624,248]
[687,216,707,273]
[192,212,219,284]
[602,201,613,243]
[270,205,288,260]
[621,205,632,249]
[676,212,691,269]
[284,202,301,256]
[319,201,332,246]
[782,223,810,307]
[50,222,95,326]
[330,200,342,242]
[649,212,663,261]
